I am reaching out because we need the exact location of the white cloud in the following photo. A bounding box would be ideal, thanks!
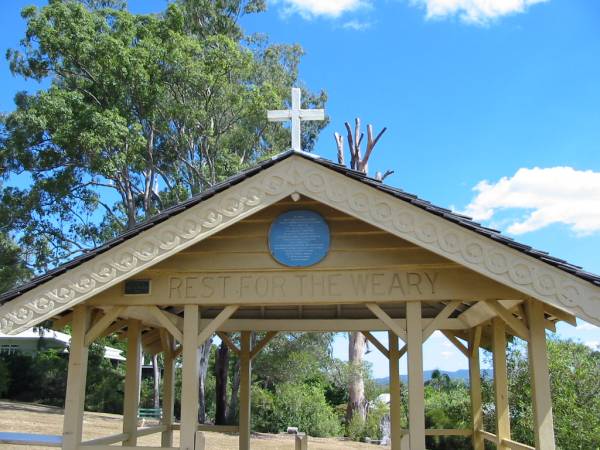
[342,19,373,30]
[576,321,597,332]
[410,0,549,24]
[584,340,599,350]
[275,0,370,18]
[463,167,600,235]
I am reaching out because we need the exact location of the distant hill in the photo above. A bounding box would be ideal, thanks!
[375,369,491,386]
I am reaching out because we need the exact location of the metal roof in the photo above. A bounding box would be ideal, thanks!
[2,149,599,305]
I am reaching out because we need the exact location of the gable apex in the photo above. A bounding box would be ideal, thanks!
[1,152,600,333]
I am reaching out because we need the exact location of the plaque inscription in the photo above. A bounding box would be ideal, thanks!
[268,210,330,267]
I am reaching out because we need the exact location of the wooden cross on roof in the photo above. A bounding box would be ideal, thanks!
[267,87,325,151]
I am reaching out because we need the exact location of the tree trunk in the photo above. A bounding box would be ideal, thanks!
[227,357,240,425]
[197,339,212,423]
[214,340,230,425]
[347,331,367,423]
[152,354,160,410]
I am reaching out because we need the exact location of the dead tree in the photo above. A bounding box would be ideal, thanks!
[335,118,392,425]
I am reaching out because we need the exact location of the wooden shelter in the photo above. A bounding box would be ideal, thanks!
[1,150,599,450]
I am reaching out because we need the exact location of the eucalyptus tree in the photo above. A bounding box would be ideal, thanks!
[1,0,327,272]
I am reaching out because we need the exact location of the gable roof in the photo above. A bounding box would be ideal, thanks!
[1,150,599,333]
[2,149,598,307]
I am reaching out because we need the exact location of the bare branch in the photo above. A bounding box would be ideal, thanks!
[334,132,344,165]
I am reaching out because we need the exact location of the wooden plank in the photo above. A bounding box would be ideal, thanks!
[99,319,127,339]
[469,328,484,450]
[501,438,536,450]
[52,312,73,330]
[407,302,425,450]
[493,318,511,450]
[216,332,240,355]
[542,302,577,326]
[388,331,402,450]
[123,319,142,447]
[366,303,406,339]
[422,300,462,341]
[526,299,556,450]
[442,331,469,358]
[250,331,278,360]
[62,305,91,450]
[84,307,126,346]
[488,300,529,340]
[197,305,239,347]
[480,430,498,444]
[135,425,167,437]
[362,331,389,358]
[161,331,176,448]
[239,331,252,450]
[80,432,128,446]
[89,268,522,307]
[180,305,199,450]
[146,306,184,343]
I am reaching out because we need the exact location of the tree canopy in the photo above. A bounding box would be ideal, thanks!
[0,0,327,275]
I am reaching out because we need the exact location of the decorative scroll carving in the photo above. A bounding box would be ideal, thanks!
[1,155,599,333]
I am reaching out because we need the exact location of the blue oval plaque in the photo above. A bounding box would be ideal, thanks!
[268,210,330,267]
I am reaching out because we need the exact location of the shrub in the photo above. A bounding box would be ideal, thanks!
[252,383,342,437]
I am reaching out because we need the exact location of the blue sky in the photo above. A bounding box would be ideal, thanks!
[1,0,600,377]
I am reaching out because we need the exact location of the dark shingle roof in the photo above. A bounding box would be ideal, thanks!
[2,150,599,305]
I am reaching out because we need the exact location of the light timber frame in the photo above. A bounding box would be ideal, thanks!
[1,152,598,450]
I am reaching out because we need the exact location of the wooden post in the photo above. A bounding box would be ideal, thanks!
[62,305,91,450]
[526,299,556,450]
[295,432,308,450]
[180,305,200,450]
[239,331,252,450]
[406,302,425,450]
[492,317,510,450]
[123,319,142,447]
[469,328,484,450]
[388,331,402,450]
[161,334,176,447]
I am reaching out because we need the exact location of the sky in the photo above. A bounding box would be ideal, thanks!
[1,0,599,378]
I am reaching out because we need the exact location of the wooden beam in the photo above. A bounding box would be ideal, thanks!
[52,312,73,330]
[488,300,529,340]
[493,318,511,450]
[84,307,126,346]
[362,331,389,358]
[250,331,277,360]
[407,302,425,450]
[422,300,462,341]
[526,299,556,450]
[469,328,484,450]
[180,305,199,450]
[239,331,252,450]
[388,331,402,450]
[99,319,128,339]
[123,320,142,447]
[216,332,240,356]
[366,303,406,339]
[62,305,91,450]
[543,302,577,326]
[146,306,184,343]
[197,306,239,347]
[442,331,469,358]
[161,331,176,448]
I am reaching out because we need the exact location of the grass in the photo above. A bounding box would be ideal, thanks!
[0,400,388,449]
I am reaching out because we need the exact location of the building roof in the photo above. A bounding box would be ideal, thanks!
[1,149,599,306]
[0,328,126,361]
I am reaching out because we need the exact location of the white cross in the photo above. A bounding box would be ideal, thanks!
[267,87,325,151]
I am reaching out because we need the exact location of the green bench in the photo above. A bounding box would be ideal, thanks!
[138,408,162,424]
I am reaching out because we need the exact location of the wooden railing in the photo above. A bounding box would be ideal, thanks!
[480,430,535,450]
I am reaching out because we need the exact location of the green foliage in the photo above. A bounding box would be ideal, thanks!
[483,338,600,449]
[346,401,388,442]
[0,232,30,293]
[424,370,471,450]
[252,383,342,437]
[1,0,327,271]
